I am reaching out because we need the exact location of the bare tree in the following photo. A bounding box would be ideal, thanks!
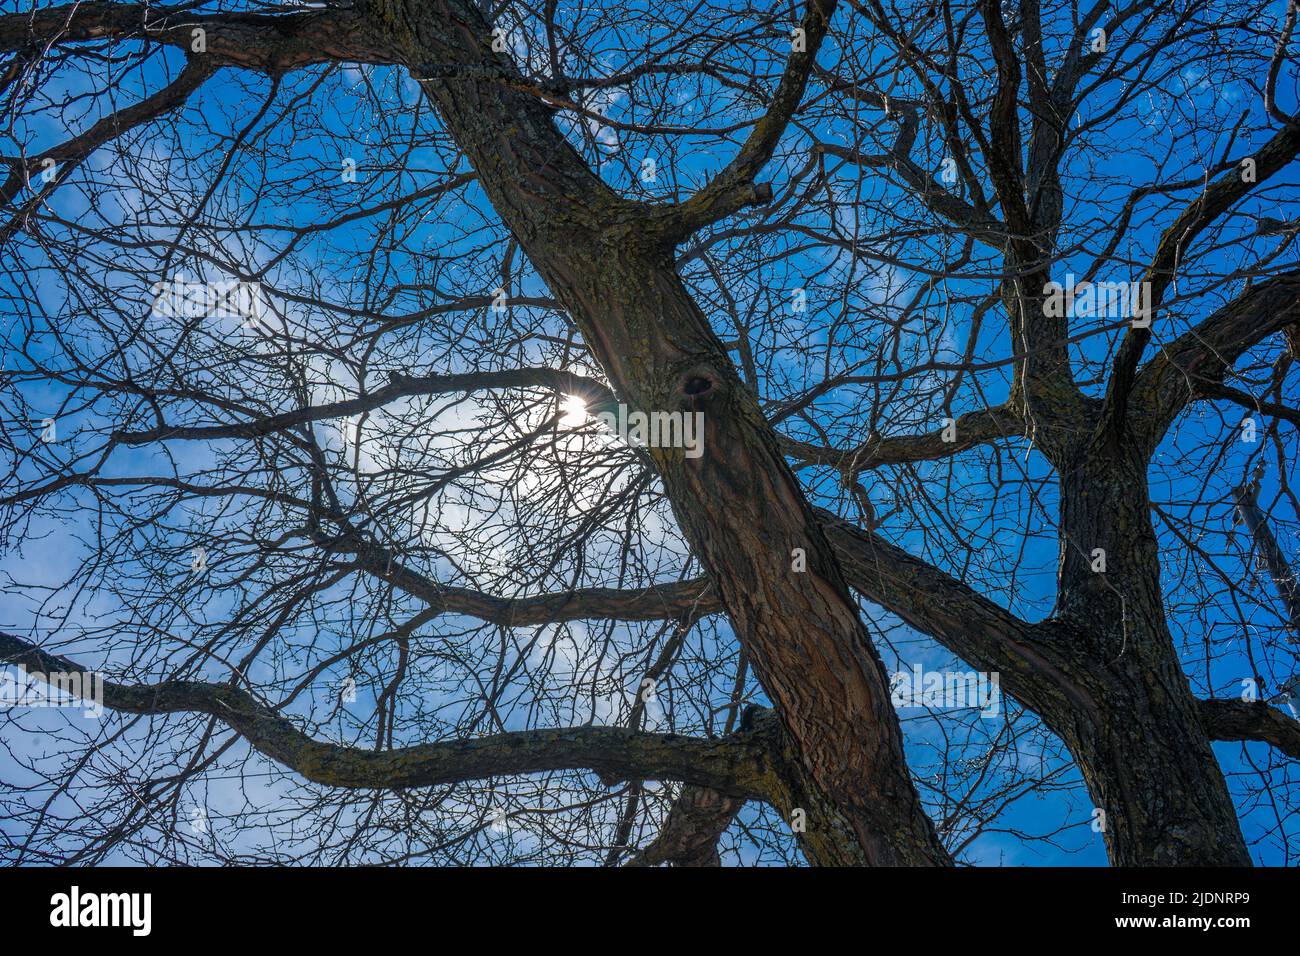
[0,0,1297,866]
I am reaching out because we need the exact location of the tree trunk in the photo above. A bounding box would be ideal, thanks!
[530,244,949,866]
[1054,447,1251,865]
[370,0,949,865]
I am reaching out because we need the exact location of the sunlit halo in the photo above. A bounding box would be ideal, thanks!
[559,395,589,426]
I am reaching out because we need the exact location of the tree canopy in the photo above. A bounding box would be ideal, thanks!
[0,0,1298,866]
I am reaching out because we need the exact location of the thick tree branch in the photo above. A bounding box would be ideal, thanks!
[0,2,387,73]
[0,631,774,798]
[1200,382,1300,432]
[977,0,1031,237]
[656,0,839,239]
[622,785,744,867]
[1198,698,1300,760]
[1129,270,1300,449]
[1,56,213,245]
[356,548,721,626]
[781,402,1022,477]
[1102,122,1300,436]
[969,0,1088,446]
[819,510,1099,725]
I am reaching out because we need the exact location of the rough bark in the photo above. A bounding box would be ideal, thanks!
[623,786,744,867]
[1052,444,1252,865]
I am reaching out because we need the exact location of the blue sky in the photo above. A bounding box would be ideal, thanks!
[0,0,1296,865]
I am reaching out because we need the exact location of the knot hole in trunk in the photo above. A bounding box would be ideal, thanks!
[681,375,716,399]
